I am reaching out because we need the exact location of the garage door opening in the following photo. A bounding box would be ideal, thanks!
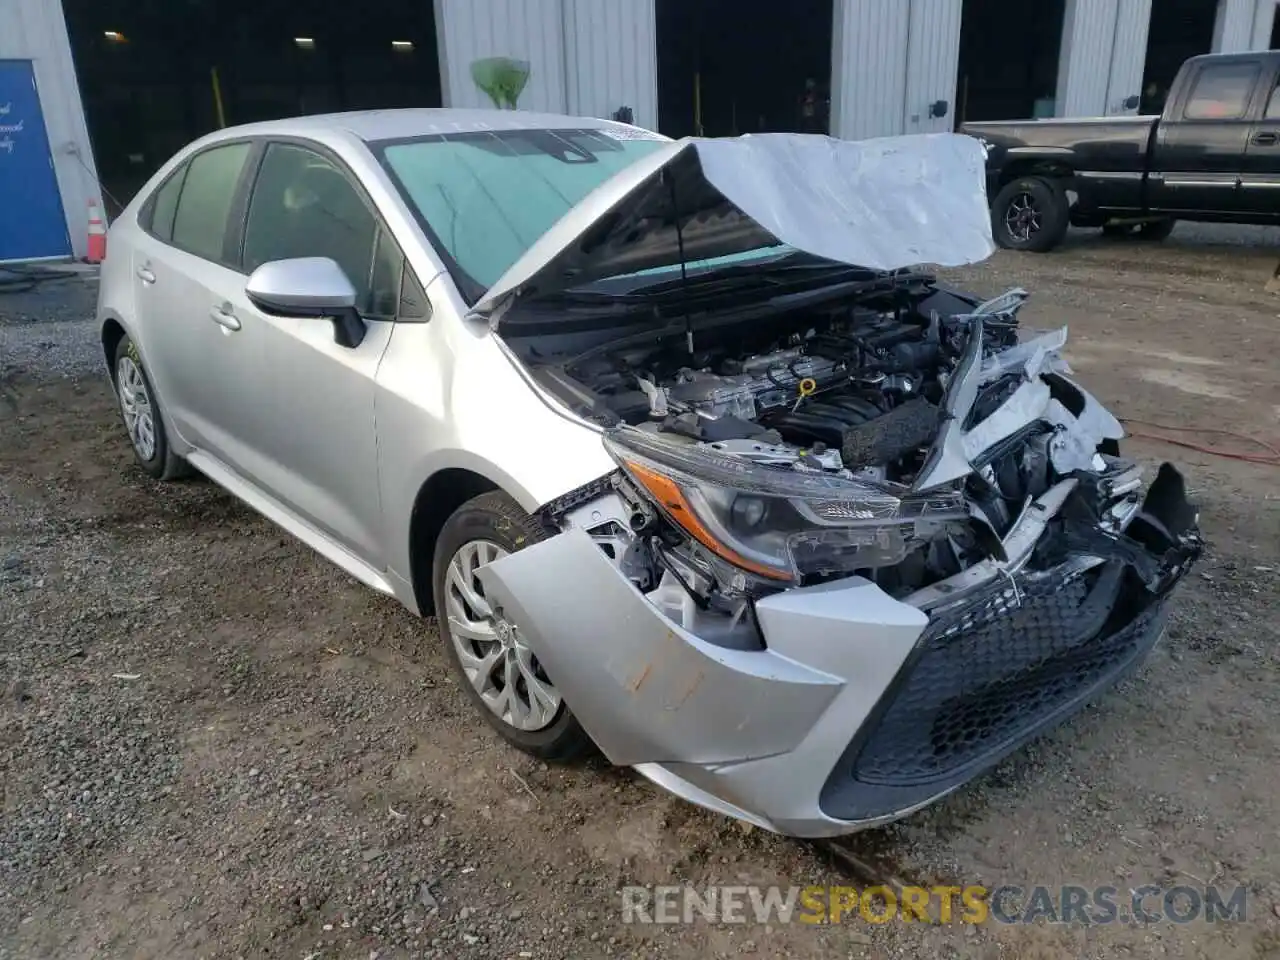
[956,0,1066,124]
[64,0,442,214]
[656,0,834,139]
[1141,0,1217,113]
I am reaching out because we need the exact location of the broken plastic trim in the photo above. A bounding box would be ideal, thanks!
[912,317,985,492]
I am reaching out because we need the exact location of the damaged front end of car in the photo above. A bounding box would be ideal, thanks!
[470,131,1201,837]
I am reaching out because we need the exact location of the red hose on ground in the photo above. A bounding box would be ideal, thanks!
[1119,418,1280,466]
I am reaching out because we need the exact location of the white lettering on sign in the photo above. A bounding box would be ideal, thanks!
[0,102,10,116]
[0,119,24,134]
[0,136,13,155]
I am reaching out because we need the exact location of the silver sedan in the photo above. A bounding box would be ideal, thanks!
[97,109,1201,837]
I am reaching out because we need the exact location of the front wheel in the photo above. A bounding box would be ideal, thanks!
[991,177,1070,252]
[431,490,590,760]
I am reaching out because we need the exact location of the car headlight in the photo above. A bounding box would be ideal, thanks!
[603,427,967,584]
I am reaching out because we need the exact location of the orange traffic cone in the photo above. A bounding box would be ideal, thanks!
[86,199,107,263]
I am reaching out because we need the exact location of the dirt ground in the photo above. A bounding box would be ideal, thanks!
[2,231,1279,960]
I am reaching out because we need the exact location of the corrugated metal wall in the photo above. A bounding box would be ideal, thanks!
[433,0,567,113]
[1055,0,1153,117]
[1213,0,1259,51]
[563,0,658,130]
[1105,0,1152,116]
[0,0,98,257]
[903,0,963,135]
[830,0,909,140]
[1251,0,1278,49]
[1056,0,1121,117]
[433,0,658,128]
[831,0,962,141]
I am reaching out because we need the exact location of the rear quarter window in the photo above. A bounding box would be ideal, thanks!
[142,166,187,242]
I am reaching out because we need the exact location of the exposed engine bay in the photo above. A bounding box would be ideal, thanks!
[504,274,1198,635]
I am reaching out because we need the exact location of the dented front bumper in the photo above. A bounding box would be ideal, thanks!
[475,464,1201,838]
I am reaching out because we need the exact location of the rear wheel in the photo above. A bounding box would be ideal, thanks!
[432,491,590,760]
[112,335,191,480]
[991,177,1070,252]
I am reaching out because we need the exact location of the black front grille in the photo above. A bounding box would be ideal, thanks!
[850,561,1164,787]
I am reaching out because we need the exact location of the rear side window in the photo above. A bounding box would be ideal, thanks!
[171,142,252,262]
[146,167,186,242]
[1184,63,1259,120]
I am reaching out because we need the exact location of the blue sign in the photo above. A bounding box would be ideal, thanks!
[0,59,72,262]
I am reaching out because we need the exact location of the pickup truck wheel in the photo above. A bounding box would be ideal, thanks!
[432,490,591,762]
[1137,218,1176,241]
[992,177,1070,252]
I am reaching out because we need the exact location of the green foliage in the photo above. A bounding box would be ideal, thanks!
[471,57,531,109]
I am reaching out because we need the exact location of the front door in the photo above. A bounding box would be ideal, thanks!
[0,60,71,262]
[1240,67,1280,215]
[1148,57,1264,215]
[222,140,396,565]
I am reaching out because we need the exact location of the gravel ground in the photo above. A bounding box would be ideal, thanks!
[2,228,1279,960]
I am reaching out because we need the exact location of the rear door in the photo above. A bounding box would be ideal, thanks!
[131,139,265,466]
[1148,57,1265,214]
[1239,63,1280,216]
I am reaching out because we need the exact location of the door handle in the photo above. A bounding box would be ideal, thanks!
[209,305,241,331]
[136,266,156,284]
[1252,131,1278,146]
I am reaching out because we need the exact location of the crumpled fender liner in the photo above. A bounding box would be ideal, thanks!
[474,528,845,766]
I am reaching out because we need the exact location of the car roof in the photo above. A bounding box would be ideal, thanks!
[196,108,657,145]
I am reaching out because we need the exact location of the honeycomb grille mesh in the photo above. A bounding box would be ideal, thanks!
[852,563,1163,786]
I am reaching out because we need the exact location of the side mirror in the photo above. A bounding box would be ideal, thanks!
[245,257,366,349]
[1123,94,1140,110]
[929,99,949,119]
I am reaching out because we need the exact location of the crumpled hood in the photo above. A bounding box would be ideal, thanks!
[474,131,996,320]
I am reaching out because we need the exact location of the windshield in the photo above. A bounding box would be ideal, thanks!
[374,128,668,302]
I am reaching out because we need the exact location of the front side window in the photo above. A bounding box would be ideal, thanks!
[375,128,667,301]
[1184,63,1259,120]
[170,141,252,262]
[242,143,396,315]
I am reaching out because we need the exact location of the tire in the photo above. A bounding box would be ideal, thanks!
[432,490,590,761]
[112,335,191,480]
[1137,218,1176,241]
[991,176,1070,252]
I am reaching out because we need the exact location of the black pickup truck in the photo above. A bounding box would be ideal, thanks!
[962,51,1280,252]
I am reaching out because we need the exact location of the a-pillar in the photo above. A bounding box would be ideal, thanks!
[1055,0,1153,118]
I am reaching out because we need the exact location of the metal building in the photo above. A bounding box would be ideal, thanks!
[1,0,99,261]
[2,0,1279,262]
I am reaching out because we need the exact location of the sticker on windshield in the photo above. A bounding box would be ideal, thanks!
[600,124,665,141]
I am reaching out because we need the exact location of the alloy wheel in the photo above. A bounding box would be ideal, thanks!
[1004,192,1042,243]
[117,356,157,461]
[444,539,562,732]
